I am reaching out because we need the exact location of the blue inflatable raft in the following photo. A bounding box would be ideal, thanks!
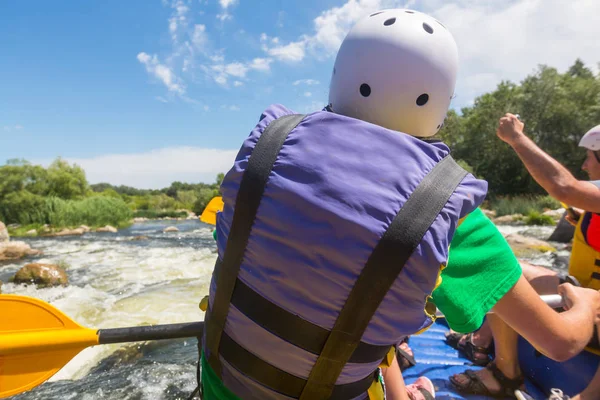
[403,318,600,399]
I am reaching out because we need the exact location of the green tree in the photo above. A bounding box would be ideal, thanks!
[45,158,88,199]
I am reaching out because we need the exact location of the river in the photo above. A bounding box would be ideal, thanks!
[1,220,566,399]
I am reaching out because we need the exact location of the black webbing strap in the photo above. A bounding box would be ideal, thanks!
[213,313,375,399]
[213,258,391,364]
[299,155,468,400]
[205,113,306,377]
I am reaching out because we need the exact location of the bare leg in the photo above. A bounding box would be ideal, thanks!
[381,357,410,400]
[451,262,558,392]
[451,313,524,392]
[572,324,600,400]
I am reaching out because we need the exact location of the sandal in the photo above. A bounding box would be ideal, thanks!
[406,376,435,400]
[450,362,524,398]
[515,388,570,400]
[446,332,493,366]
[396,336,417,371]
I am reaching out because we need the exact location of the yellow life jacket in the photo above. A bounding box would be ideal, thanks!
[568,212,600,290]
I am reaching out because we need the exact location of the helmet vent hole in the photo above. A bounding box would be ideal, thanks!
[416,93,429,106]
[422,22,434,34]
[333,67,336,75]
[383,18,396,26]
[370,11,384,17]
[405,10,415,14]
[437,124,441,129]
[360,84,371,97]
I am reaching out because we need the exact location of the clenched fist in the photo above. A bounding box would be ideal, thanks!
[497,113,525,145]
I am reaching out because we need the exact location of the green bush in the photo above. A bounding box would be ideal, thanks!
[0,195,132,228]
[524,210,556,226]
[133,210,188,219]
[489,195,560,217]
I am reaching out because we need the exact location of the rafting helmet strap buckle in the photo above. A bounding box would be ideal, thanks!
[204,113,307,377]
[299,155,468,400]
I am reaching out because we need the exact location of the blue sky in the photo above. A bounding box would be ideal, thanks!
[1,0,599,188]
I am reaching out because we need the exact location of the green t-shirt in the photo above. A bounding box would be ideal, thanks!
[432,207,522,333]
[201,208,522,398]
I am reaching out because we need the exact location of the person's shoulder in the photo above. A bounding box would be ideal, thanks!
[257,104,297,124]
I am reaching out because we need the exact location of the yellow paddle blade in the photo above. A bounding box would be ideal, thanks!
[200,196,224,225]
[0,294,99,399]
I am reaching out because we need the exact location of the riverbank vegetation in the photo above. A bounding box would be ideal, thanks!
[0,158,223,234]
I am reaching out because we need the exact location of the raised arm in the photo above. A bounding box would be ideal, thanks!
[496,113,600,212]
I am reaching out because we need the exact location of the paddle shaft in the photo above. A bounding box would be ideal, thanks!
[98,322,204,344]
[435,294,565,318]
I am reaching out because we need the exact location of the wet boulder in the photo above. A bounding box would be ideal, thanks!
[130,235,149,241]
[163,226,179,233]
[0,241,41,262]
[505,233,556,258]
[25,229,38,236]
[96,225,118,233]
[51,228,85,237]
[0,221,8,243]
[13,263,68,288]
[548,212,576,243]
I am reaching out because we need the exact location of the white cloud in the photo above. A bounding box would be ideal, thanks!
[249,57,272,72]
[207,58,271,86]
[35,147,238,189]
[260,0,401,63]
[304,92,312,97]
[422,0,600,106]
[155,96,169,103]
[266,41,307,63]
[137,52,185,94]
[262,0,600,108]
[233,81,244,87]
[191,24,208,50]
[219,0,238,9]
[293,79,320,86]
[217,12,232,21]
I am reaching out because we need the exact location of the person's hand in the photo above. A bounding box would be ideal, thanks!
[496,113,525,145]
[559,283,600,323]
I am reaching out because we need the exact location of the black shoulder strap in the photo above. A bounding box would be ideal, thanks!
[299,155,468,400]
[205,113,306,376]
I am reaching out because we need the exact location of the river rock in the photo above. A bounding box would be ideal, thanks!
[130,235,149,241]
[13,263,68,287]
[79,225,91,233]
[505,233,556,258]
[96,225,118,233]
[0,241,41,261]
[163,226,179,233]
[133,217,149,223]
[493,214,524,225]
[548,212,576,243]
[0,221,8,243]
[52,228,85,237]
[543,208,566,220]
[25,229,37,236]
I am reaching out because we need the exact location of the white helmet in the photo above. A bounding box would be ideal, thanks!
[579,124,600,151]
[328,9,458,137]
